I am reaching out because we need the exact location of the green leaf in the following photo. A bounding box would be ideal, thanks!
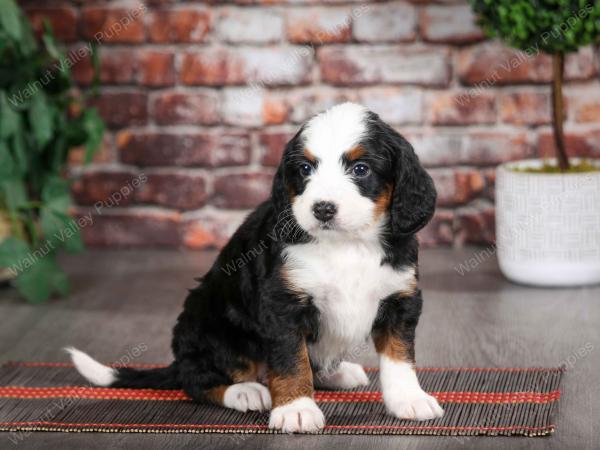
[61,225,83,253]
[83,108,104,164]
[11,132,28,175]
[0,90,20,138]
[15,258,51,303]
[41,176,71,213]
[0,236,30,268]
[41,20,62,61]
[0,141,16,177]
[29,91,54,149]
[40,207,69,242]
[0,0,22,40]
[15,256,69,303]
[0,177,27,211]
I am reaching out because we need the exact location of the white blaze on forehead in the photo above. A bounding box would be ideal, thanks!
[303,102,368,160]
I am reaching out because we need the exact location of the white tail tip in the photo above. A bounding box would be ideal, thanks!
[64,347,117,387]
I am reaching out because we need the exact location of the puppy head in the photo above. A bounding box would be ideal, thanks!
[272,103,436,242]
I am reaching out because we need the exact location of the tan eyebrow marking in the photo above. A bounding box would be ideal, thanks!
[303,148,317,162]
[345,145,366,162]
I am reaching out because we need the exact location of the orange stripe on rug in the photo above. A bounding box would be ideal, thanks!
[0,386,560,404]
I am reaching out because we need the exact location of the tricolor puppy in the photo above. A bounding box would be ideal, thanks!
[67,103,443,433]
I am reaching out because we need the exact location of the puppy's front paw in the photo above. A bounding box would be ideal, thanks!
[315,361,369,389]
[268,397,325,433]
[223,382,272,412]
[385,391,444,421]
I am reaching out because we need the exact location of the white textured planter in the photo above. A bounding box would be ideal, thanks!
[496,159,600,287]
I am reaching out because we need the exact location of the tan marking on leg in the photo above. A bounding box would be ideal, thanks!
[373,332,412,363]
[268,342,314,408]
[231,360,259,383]
[204,385,228,405]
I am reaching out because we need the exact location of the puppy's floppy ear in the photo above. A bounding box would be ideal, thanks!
[271,128,304,215]
[271,162,289,216]
[388,131,437,237]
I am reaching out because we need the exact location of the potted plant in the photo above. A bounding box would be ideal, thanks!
[470,0,600,286]
[0,0,104,302]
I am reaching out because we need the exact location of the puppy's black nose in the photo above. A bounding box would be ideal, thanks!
[312,201,337,222]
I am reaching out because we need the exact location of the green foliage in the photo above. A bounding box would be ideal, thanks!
[0,0,104,303]
[470,0,600,54]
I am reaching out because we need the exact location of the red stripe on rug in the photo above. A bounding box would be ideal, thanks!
[0,420,555,433]
[0,386,561,404]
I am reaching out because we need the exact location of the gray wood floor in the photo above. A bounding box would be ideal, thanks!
[0,247,598,450]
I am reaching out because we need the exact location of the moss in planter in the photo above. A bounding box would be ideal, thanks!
[511,160,600,174]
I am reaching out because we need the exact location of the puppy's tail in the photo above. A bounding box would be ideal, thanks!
[65,347,180,389]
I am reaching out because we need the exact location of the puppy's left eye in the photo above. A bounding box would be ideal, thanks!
[352,163,370,178]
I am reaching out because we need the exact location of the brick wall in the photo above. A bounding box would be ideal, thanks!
[22,0,600,248]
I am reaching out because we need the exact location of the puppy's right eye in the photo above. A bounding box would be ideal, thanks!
[299,163,313,177]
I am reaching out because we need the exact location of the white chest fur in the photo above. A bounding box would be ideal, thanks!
[282,239,416,370]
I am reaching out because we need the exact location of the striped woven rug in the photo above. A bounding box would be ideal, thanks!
[0,362,563,437]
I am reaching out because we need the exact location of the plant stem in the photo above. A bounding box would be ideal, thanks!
[551,52,569,172]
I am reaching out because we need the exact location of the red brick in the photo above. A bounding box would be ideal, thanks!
[138,51,175,87]
[431,168,485,207]
[360,88,423,125]
[286,7,352,44]
[569,89,600,123]
[319,46,450,86]
[259,131,294,167]
[181,48,313,86]
[78,208,182,247]
[457,43,596,86]
[72,48,137,85]
[499,92,551,126]
[408,133,464,167]
[117,131,251,167]
[537,130,600,159]
[286,87,357,123]
[80,6,146,43]
[71,169,140,206]
[218,8,282,44]
[418,209,454,247]
[263,95,289,125]
[455,202,496,246]
[152,91,220,125]
[89,92,147,128]
[411,132,531,168]
[221,88,264,127]
[426,92,496,125]
[136,172,208,210]
[353,3,416,43]
[575,102,600,123]
[212,172,274,209]
[148,8,211,43]
[26,7,78,42]
[183,211,247,249]
[420,5,484,44]
[463,132,532,165]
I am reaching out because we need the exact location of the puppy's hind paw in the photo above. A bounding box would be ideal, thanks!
[315,361,369,389]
